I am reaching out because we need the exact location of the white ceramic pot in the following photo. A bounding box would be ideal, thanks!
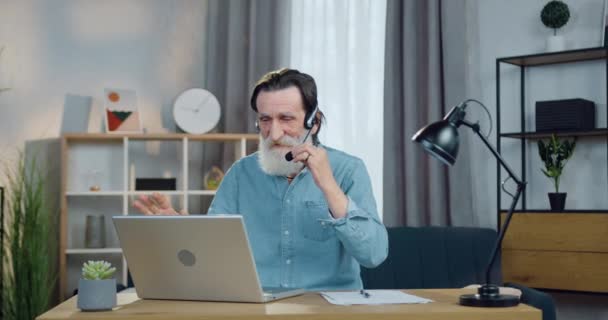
[546,35,565,52]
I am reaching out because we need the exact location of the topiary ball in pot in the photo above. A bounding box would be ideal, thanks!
[541,0,570,36]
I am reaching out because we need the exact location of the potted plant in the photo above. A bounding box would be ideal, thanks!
[77,260,117,311]
[537,135,576,211]
[540,0,570,51]
[2,151,56,320]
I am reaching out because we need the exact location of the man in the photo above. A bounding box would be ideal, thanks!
[134,68,388,290]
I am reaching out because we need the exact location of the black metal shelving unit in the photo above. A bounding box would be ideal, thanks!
[496,47,608,227]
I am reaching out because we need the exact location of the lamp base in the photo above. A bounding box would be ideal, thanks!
[459,284,520,307]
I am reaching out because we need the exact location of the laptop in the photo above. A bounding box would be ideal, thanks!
[112,215,306,303]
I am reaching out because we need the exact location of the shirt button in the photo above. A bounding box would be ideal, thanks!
[321,221,326,226]
[282,283,288,288]
[284,230,289,236]
[286,259,291,264]
[286,199,291,204]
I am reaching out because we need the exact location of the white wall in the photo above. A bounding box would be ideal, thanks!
[3,0,606,226]
[0,1,209,154]
[473,0,608,224]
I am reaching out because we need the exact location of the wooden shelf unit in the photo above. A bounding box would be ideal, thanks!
[501,211,608,293]
[59,133,258,300]
[496,47,608,293]
[496,46,608,216]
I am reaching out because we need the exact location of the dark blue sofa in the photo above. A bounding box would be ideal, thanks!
[360,226,556,320]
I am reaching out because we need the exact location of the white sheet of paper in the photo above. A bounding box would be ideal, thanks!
[320,290,433,305]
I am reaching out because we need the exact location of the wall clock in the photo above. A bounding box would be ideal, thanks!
[173,89,221,134]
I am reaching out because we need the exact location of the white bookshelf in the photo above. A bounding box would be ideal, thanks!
[66,248,123,254]
[187,190,217,196]
[66,191,124,196]
[60,133,258,300]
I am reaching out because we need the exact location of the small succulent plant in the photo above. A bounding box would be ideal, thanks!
[82,260,116,280]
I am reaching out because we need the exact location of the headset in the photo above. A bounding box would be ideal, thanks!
[304,106,319,130]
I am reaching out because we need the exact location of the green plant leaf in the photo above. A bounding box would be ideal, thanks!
[541,0,570,30]
[82,260,116,280]
[2,150,57,320]
[537,134,576,192]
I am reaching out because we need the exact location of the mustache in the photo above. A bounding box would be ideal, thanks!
[271,142,293,147]
[265,136,300,148]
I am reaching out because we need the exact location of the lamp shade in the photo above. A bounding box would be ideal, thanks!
[412,119,459,166]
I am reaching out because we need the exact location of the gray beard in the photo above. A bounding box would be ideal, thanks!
[257,134,308,176]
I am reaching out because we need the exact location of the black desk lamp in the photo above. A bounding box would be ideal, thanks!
[412,99,525,307]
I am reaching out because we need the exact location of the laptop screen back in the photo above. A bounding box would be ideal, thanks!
[113,215,267,302]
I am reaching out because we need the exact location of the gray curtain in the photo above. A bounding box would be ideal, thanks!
[197,0,291,211]
[383,0,451,227]
[204,0,291,138]
[441,0,480,228]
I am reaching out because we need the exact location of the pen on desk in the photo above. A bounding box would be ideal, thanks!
[360,289,370,298]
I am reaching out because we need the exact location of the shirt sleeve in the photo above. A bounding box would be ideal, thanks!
[207,162,239,215]
[318,158,389,268]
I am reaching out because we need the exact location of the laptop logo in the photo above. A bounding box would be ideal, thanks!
[177,249,196,266]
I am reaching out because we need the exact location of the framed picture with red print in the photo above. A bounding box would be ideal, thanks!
[103,88,142,133]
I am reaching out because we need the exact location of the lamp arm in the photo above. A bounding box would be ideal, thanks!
[460,121,522,185]
[460,120,527,285]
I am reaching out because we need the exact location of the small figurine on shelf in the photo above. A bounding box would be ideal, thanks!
[77,260,117,311]
[88,170,102,192]
[204,166,225,190]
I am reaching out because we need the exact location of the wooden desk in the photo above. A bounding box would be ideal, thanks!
[38,288,540,320]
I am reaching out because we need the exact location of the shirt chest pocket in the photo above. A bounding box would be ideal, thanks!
[297,201,335,242]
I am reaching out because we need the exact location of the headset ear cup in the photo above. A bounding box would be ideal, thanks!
[304,115,312,130]
[305,106,319,130]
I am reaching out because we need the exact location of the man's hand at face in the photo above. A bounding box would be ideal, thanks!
[290,143,348,219]
[133,192,188,215]
[290,143,332,187]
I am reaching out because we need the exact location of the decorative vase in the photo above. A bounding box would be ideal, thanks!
[85,215,105,248]
[204,166,225,190]
[548,192,566,211]
[77,278,117,311]
[546,35,565,52]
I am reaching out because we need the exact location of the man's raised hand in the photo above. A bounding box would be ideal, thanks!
[133,192,188,215]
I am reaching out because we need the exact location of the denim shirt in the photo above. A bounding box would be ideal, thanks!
[207,145,388,291]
